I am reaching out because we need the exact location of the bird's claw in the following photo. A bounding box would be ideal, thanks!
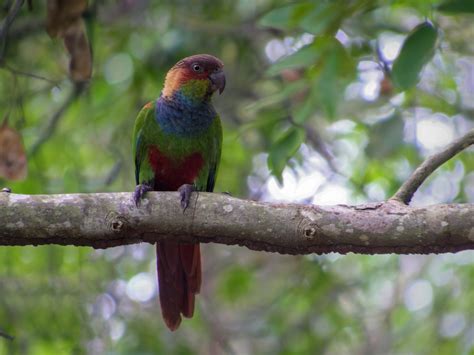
[1,187,11,193]
[133,183,152,207]
[178,184,195,211]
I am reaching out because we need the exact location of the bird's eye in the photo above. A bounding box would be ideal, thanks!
[192,64,202,72]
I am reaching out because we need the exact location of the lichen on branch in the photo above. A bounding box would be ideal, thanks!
[0,191,473,255]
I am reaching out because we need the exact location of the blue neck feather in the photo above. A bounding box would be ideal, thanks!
[155,90,216,137]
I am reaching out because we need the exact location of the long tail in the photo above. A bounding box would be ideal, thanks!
[156,241,202,331]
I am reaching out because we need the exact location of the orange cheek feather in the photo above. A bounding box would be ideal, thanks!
[162,69,207,97]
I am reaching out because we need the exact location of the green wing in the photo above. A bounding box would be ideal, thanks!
[204,116,222,192]
[132,102,155,185]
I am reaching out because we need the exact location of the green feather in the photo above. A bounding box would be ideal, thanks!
[133,101,222,192]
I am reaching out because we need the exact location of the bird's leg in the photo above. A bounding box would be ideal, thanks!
[178,184,196,211]
[133,182,153,207]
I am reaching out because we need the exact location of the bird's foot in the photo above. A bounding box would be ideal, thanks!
[133,182,152,207]
[178,184,195,211]
[222,191,232,196]
[1,187,11,193]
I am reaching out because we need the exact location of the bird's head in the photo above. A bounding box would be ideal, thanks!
[162,54,225,102]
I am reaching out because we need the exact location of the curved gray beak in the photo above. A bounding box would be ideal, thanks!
[210,70,226,94]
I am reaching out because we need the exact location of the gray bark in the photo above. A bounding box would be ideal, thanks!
[392,129,474,204]
[1,191,473,254]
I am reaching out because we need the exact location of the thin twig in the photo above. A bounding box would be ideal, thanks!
[0,329,14,341]
[304,123,339,173]
[391,129,474,204]
[104,160,123,186]
[29,83,85,156]
[0,0,25,60]
[2,63,60,87]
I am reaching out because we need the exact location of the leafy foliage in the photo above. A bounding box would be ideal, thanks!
[437,0,474,13]
[0,0,473,354]
[268,126,305,181]
[391,22,438,90]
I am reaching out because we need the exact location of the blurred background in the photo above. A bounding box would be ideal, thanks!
[0,0,473,354]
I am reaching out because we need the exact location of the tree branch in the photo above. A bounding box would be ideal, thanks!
[29,83,85,156]
[0,191,473,254]
[391,129,474,205]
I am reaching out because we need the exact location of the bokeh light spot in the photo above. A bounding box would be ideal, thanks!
[126,272,156,303]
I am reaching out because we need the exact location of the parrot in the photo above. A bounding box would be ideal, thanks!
[132,54,225,331]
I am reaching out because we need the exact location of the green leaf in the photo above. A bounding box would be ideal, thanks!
[315,38,355,118]
[266,42,323,76]
[299,2,342,35]
[269,36,355,121]
[260,1,353,35]
[365,110,404,159]
[259,2,314,31]
[414,91,457,116]
[268,126,305,182]
[391,22,438,90]
[294,37,355,121]
[246,80,307,112]
[293,90,318,124]
[437,0,474,14]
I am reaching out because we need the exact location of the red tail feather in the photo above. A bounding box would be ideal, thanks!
[156,242,201,331]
